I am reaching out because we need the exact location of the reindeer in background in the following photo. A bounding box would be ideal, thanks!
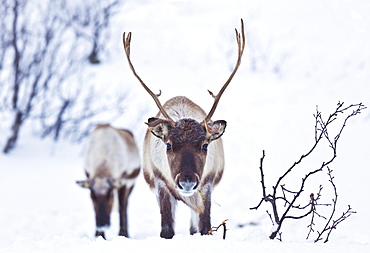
[77,124,140,239]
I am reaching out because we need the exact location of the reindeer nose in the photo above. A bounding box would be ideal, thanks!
[178,179,198,192]
[176,173,199,196]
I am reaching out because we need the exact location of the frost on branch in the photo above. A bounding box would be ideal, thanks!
[250,102,365,242]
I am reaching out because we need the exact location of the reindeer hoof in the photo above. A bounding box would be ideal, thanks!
[160,226,175,239]
[95,231,106,240]
[119,230,129,237]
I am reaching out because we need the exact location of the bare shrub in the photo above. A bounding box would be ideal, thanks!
[250,102,365,242]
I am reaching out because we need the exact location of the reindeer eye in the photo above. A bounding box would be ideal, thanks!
[202,144,208,151]
[166,143,172,151]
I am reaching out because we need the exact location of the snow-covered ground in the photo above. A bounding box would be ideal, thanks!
[1,0,370,252]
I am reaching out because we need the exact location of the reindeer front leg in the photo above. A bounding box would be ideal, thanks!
[156,181,177,239]
[118,185,134,237]
[190,182,212,235]
[199,186,212,235]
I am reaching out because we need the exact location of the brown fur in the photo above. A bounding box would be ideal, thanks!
[123,20,244,239]
[142,96,226,238]
[77,124,141,239]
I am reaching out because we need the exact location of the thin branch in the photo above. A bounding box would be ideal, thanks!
[314,168,357,243]
[207,219,229,240]
[250,102,365,241]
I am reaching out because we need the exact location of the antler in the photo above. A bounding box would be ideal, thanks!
[122,32,175,126]
[203,19,246,124]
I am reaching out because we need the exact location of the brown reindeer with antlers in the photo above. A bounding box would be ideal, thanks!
[122,20,245,239]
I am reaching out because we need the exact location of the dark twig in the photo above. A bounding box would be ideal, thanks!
[305,186,329,240]
[250,102,365,241]
[314,168,357,243]
[207,219,229,240]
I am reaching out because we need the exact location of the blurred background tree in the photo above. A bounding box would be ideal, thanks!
[0,0,127,153]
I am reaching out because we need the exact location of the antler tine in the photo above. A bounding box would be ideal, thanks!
[203,19,245,124]
[122,32,175,126]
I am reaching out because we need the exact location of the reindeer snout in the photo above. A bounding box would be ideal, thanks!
[175,173,199,196]
[178,178,198,191]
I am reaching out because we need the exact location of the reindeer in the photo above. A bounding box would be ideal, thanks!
[122,20,245,239]
[76,124,140,239]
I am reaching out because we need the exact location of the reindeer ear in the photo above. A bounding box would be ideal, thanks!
[206,120,227,141]
[147,117,172,140]
[76,180,91,188]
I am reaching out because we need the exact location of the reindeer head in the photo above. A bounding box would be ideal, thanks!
[148,117,226,196]
[76,176,127,227]
[122,20,245,196]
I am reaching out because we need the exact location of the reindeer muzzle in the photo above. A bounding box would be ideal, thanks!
[175,173,200,197]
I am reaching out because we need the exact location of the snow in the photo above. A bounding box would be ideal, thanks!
[1,0,370,252]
